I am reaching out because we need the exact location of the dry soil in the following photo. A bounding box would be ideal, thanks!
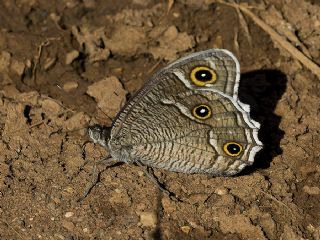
[0,0,320,239]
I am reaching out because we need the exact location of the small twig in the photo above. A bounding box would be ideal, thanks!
[147,59,163,75]
[158,0,175,22]
[167,0,175,14]
[32,37,61,85]
[41,95,75,113]
[3,120,45,136]
[232,0,252,46]
[217,0,320,78]
[0,219,26,240]
[259,190,291,210]
[233,27,240,58]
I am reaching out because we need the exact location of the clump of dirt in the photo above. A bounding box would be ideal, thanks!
[0,0,320,239]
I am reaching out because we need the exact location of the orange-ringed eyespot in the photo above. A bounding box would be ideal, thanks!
[192,104,211,120]
[190,66,217,86]
[223,142,243,157]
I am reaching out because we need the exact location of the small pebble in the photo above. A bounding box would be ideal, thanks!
[161,197,176,213]
[64,186,75,194]
[63,81,78,92]
[41,98,62,114]
[54,234,65,240]
[181,225,191,234]
[25,59,32,68]
[136,203,146,211]
[173,12,180,18]
[214,187,229,196]
[164,26,178,40]
[65,0,78,8]
[139,211,157,228]
[65,50,79,65]
[10,59,25,76]
[62,220,75,231]
[303,185,320,195]
[44,57,57,70]
[64,212,74,218]
[114,188,122,193]
[137,171,144,176]
[83,0,96,8]
[111,67,123,75]
[50,13,61,23]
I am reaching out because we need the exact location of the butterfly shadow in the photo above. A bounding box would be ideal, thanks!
[238,69,287,175]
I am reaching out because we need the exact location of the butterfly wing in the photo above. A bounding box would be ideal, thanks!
[163,49,240,97]
[109,49,262,176]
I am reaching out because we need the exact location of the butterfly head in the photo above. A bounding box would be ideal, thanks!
[88,124,111,148]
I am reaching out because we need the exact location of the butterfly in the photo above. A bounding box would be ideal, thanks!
[89,49,262,176]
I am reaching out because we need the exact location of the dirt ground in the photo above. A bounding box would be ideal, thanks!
[0,0,320,239]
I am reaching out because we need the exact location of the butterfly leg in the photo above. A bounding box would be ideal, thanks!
[135,161,182,202]
[77,157,122,202]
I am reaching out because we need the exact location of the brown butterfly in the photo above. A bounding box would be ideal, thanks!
[89,49,262,176]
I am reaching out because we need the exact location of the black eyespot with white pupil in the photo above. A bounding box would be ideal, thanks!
[195,70,213,81]
[195,106,209,116]
[190,66,217,86]
[223,142,243,157]
[192,104,211,120]
[227,144,241,154]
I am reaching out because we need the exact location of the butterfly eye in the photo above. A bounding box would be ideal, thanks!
[223,142,243,157]
[192,104,211,120]
[190,66,217,86]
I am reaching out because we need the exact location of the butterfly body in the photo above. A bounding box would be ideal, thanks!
[89,49,263,176]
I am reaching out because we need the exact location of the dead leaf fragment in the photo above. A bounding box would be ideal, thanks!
[63,81,79,92]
